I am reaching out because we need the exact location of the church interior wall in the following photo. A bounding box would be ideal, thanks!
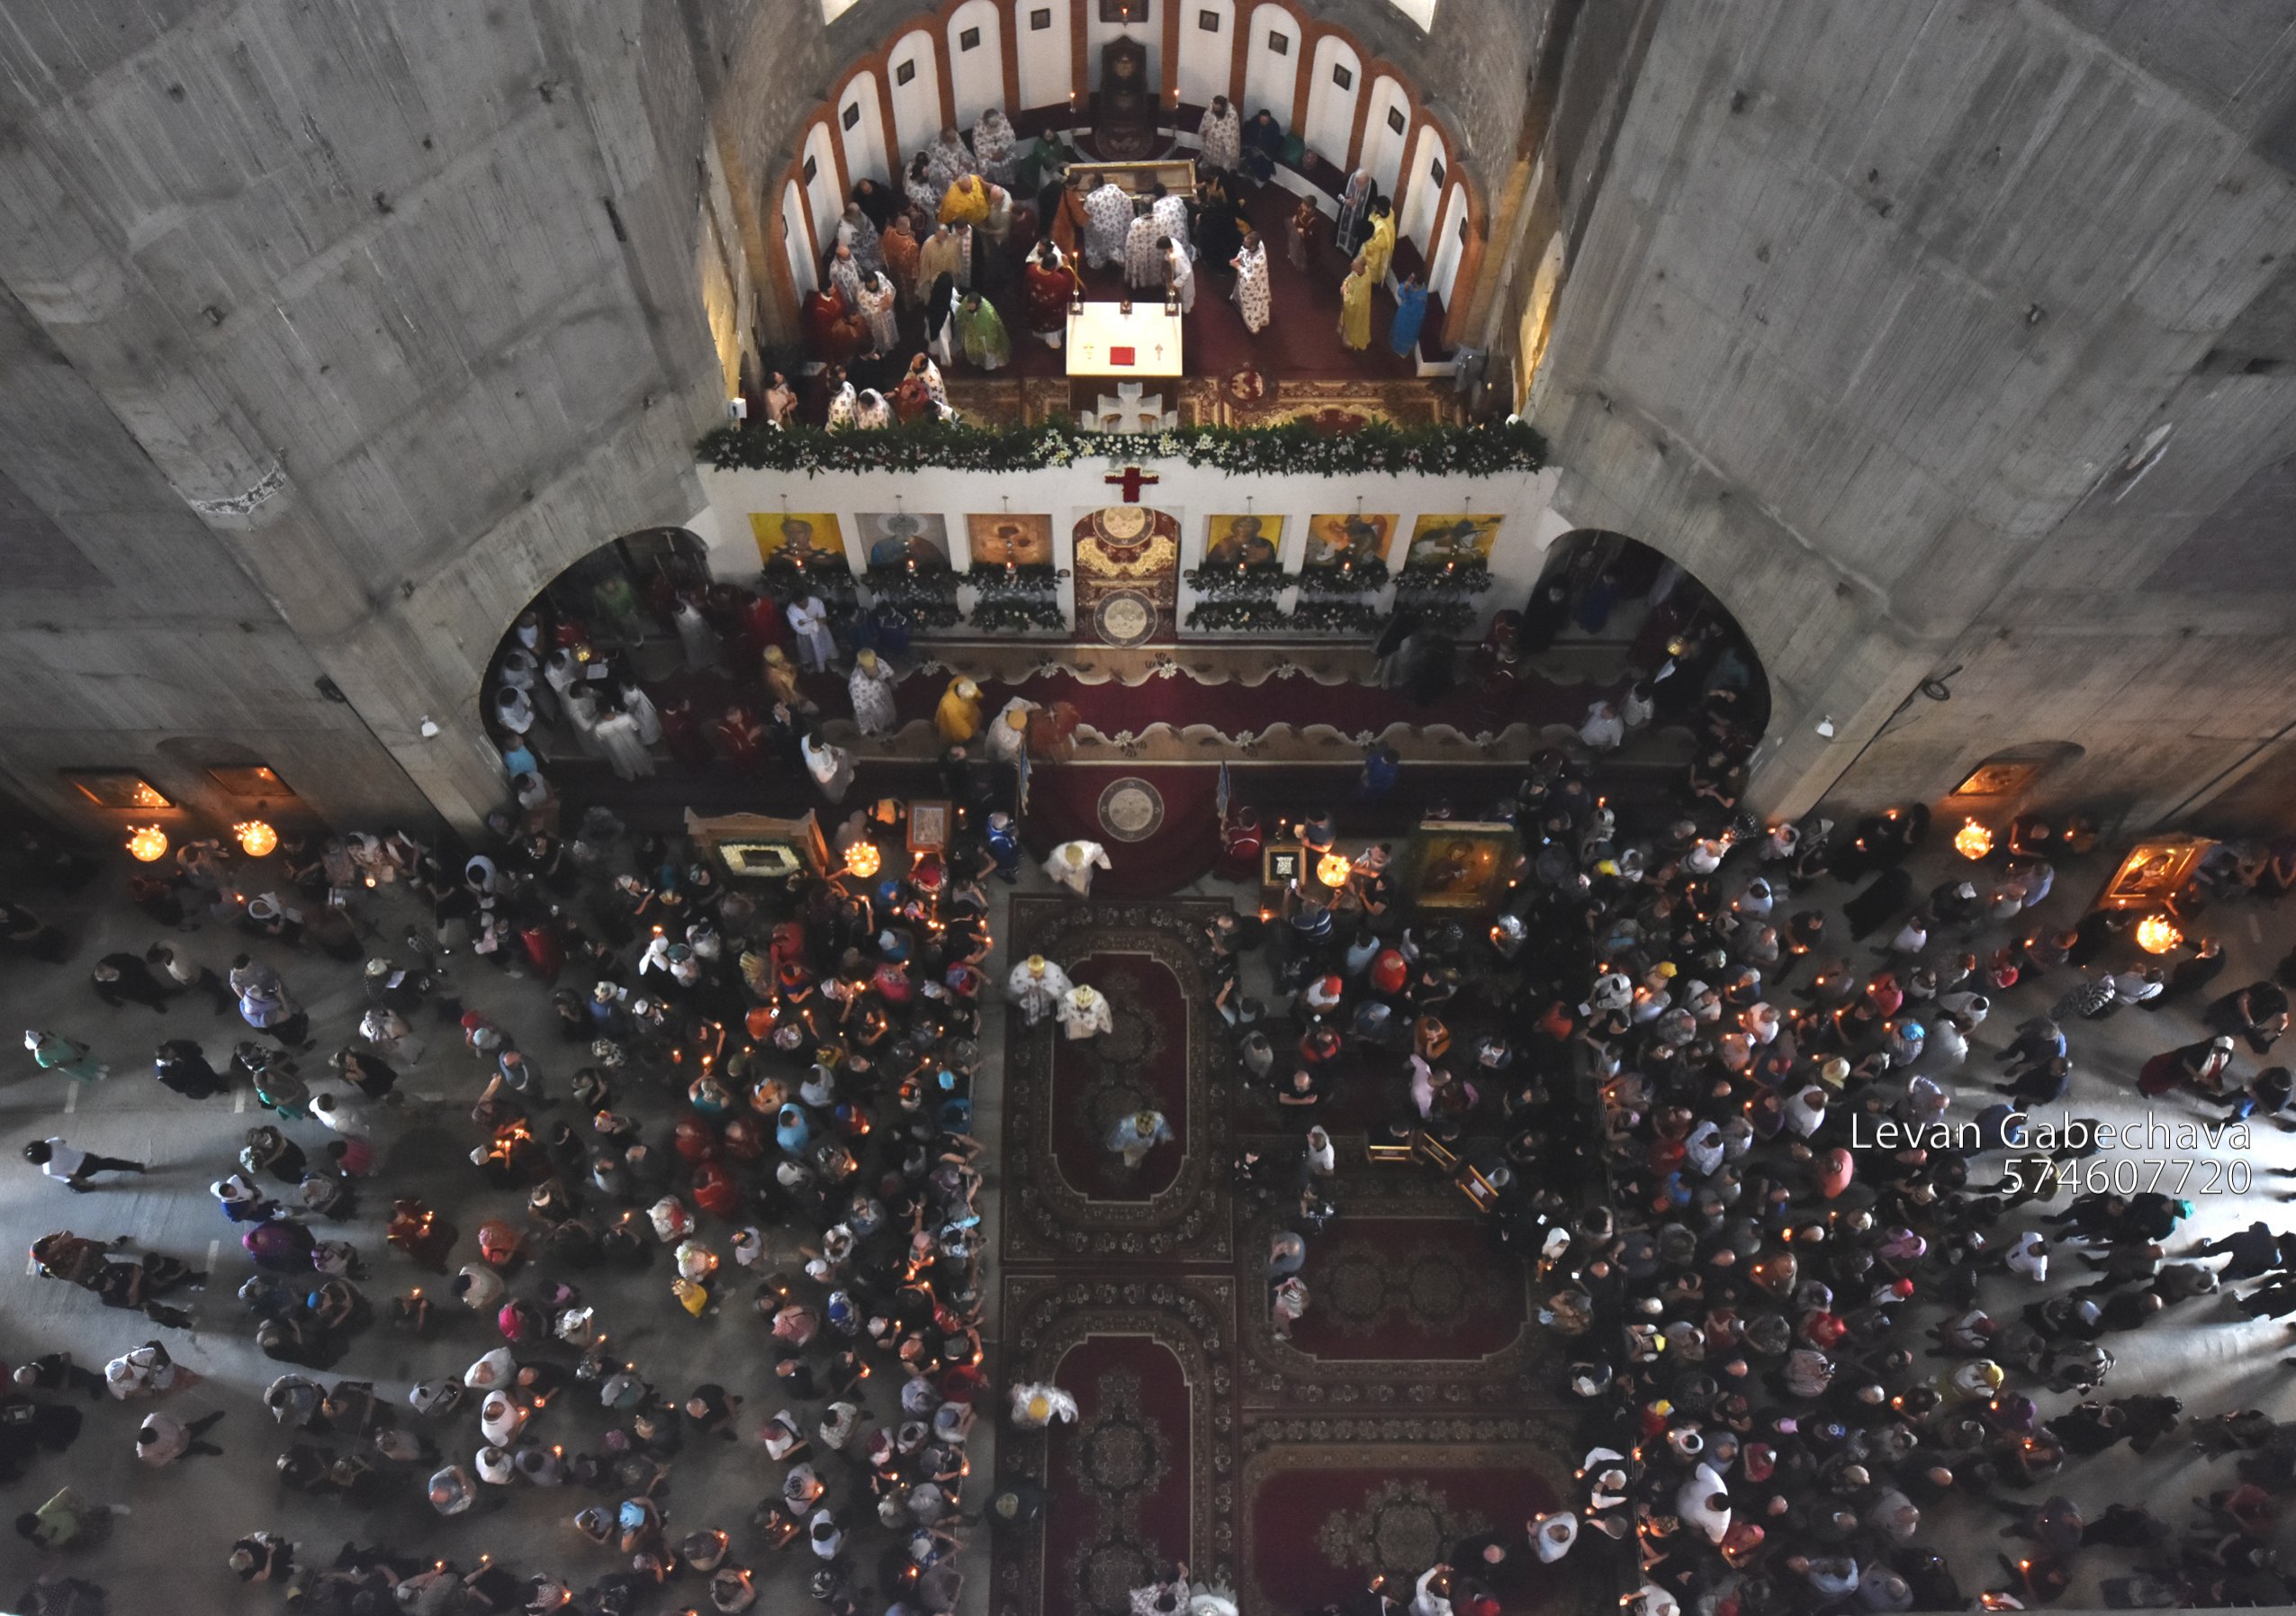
[1529,0,2296,827]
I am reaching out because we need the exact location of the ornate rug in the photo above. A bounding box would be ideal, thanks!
[994,902,1598,1616]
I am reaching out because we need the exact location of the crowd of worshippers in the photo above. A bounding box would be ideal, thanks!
[770,95,1420,429]
[481,563,1065,836]
[1185,749,2296,1609]
[5,794,1002,1615]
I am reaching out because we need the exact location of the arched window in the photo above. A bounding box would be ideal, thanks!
[1383,0,1436,30]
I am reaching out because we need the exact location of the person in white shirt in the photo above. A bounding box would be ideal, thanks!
[23,1136,146,1192]
[137,1407,226,1465]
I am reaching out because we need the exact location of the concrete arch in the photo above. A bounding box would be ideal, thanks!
[1540,528,1776,745]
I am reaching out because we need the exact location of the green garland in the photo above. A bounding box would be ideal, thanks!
[1182,562,1288,600]
[1295,557,1390,597]
[1394,559,1493,598]
[1185,600,1289,633]
[1286,600,1382,636]
[863,570,964,630]
[698,417,1546,479]
[969,598,1067,633]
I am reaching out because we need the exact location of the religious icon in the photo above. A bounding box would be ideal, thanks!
[2098,836,2213,912]
[1203,513,1281,567]
[860,512,951,570]
[751,512,846,568]
[1303,512,1396,571]
[966,512,1055,567]
[1401,820,1520,910]
[1402,513,1503,571]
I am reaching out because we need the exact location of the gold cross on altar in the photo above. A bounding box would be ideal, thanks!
[1104,465,1160,503]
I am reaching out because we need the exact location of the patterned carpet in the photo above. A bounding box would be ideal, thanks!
[994,899,1597,1616]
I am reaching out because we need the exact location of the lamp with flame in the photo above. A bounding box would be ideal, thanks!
[845,842,881,880]
[1316,852,1353,889]
[126,825,168,862]
[235,819,278,858]
[1953,818,1994,860]
[2135,913,2183,955]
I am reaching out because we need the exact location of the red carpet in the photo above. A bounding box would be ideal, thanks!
[1019,763,1220,897]
[1245,1454,1567,1614]
[1003,185,1419,384]
[1288,1218,1528,1360]
[1049,952,1193,1199]
[1043,1334,1196,1616]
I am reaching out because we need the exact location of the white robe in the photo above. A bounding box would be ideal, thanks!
[848,660,898,736]
[788,598,836,672]
[619,687,663,745]
[1123,213,1166,289]
[1197,104,1241,172]
[1058,988,1113,1041]
[857,275,899,351]
[986,699,1036,764]
[1005,958,1073,1025]
[803,735,853,803]
[1083,185,1133,270]
[593,712,656,781]
[1165,247,1195,312]
[1232,241,1270,333]
[674,603,717,671]
[1045,840,1110,896]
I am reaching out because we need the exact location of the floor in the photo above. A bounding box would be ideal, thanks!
[6,790,2296,1611]
[0,847,1022,1615]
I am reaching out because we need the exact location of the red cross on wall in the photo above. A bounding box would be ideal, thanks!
[1104,465,1160,503]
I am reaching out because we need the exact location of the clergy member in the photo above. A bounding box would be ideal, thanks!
[1044,839,1110,898]
[1005,954,1074,1026]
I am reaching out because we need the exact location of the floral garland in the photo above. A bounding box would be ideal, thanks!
[969,598,1067,634]
[1185,600,1289,634]
[1286,600,1383,636]
[1181,562,1288,601]
[698,417,1547,479]
[862,570,964,629]
[1393,559,1492,599]
[1295,558,1390,597]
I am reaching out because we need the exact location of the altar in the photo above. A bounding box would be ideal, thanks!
[1066,301,1184,378]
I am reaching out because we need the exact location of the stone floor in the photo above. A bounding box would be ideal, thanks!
[0,845,1022,1615]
